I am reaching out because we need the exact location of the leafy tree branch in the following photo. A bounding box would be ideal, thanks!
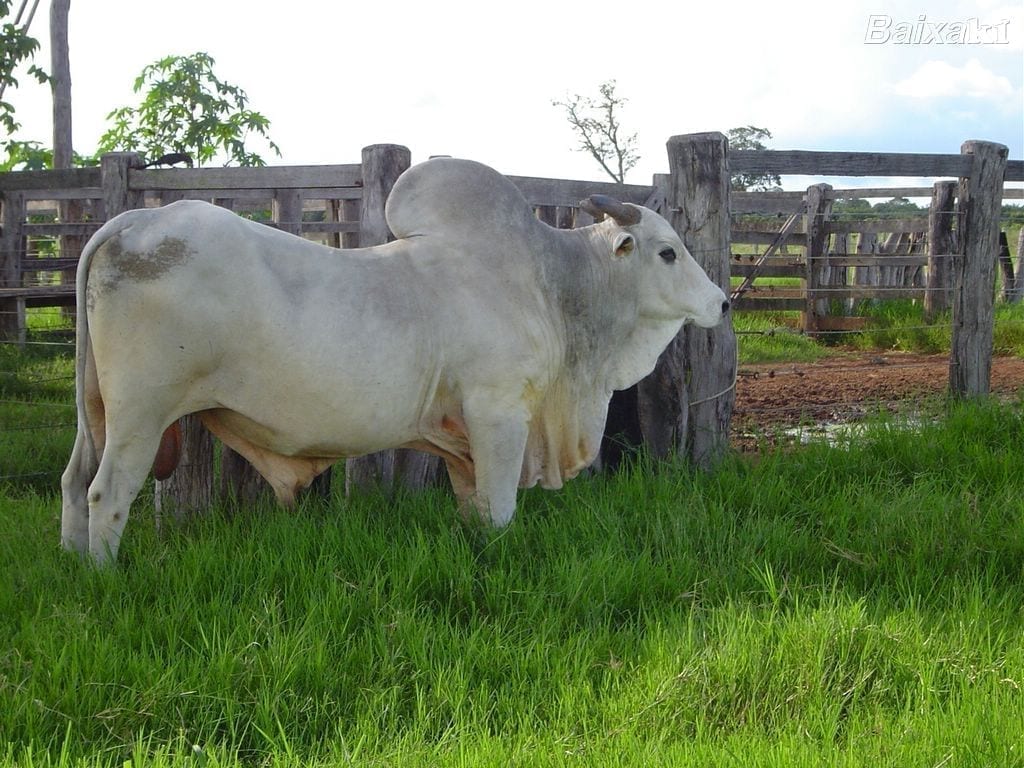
[97,52,281,167]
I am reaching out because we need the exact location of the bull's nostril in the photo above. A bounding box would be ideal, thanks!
[721,300,731,314]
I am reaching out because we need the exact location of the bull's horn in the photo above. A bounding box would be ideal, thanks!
[580,194,641,226]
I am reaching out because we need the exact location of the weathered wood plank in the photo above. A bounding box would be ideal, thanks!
[732,220,807,235]
[731,193,805,215]
[804,184,833,334]
[20,257,79,271]
[130,164,363,191]
[925,180,957,318]
[826,218,929,235]
[23,187,103,201]
[298,221,360,235]
[731,183,1018,214]
[22,222,102,237]
[0,167,100,191]
[0,283,76,298]
[510,176,653,207]
[0,190,27,341]
[732,149,972,177]
[808,286,928,301]
[731,150,1022,181]
[730,231,806,247]
[730,263,804,278]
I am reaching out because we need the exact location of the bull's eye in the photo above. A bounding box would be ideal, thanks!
[659,247,677,263]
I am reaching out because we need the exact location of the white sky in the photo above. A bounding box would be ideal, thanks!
[6,0,1023,190]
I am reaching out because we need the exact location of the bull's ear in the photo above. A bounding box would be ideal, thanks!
[613,232,635,259]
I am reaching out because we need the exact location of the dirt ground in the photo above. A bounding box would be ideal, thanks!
[732,352,1024,445]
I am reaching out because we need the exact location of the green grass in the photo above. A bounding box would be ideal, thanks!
[3,308,1024,766]
[3,399,1024,765]
[0,332,76,494]
[736,299,1024,364]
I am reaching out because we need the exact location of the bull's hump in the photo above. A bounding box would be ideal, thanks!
[385,158,540,244]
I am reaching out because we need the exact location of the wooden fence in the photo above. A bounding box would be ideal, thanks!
[0,136,1020,499]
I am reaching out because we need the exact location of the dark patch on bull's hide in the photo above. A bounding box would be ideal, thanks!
[100,236,190,279]
[89,237,192,303]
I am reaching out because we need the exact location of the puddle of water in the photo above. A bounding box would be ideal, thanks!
[746,416,932,448]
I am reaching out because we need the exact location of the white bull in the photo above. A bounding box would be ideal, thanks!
[61,158,728,564]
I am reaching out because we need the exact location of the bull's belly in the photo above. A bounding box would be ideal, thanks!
[206,398,424,460]
[209,405,421,460]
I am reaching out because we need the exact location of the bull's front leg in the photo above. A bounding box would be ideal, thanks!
[461,394,530,528]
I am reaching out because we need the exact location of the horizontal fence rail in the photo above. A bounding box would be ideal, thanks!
[0,136,1019,501]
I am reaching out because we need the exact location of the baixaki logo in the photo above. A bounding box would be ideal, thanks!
[865,15,1010,45]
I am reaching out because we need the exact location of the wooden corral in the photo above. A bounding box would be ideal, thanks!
[0,135,1020,505]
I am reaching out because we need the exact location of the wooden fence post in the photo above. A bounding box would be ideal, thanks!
[925,180,957,319]
[949,140,1009,398]
[803,183,833,335]
[1016,228,1024,301]
[997,232,1015,302]
[100,152,144,218]
[0,190,26,342]
[272,189,304,236]
[646,132,736,469]
[345,145,445,493]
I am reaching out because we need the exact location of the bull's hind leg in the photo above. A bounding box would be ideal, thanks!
[60,426,99,556]
[85,417,165,565]
[61,345,106,556]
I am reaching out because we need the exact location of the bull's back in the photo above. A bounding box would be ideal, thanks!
[83,202,444,450]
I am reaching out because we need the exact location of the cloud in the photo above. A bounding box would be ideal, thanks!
[890,58,1016,101]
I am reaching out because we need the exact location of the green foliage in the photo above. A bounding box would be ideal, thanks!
[97,52,281,167]
[0,0,49,136]
[728,125,781,192]
[553,80,639,184]
[1002,203,1024,225]
[833,196,925,221]
[0,139,98,172]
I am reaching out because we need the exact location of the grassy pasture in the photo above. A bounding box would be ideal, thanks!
[1,312,1023,766]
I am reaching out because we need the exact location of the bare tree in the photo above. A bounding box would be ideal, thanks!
[553,80,639,184]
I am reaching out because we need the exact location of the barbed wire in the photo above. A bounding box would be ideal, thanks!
[0,371,76,383]
[0,471,59,483]
[736,358,953,383]
[2,422,75,432]
[0,399,74,409]
[0,339,75,349]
